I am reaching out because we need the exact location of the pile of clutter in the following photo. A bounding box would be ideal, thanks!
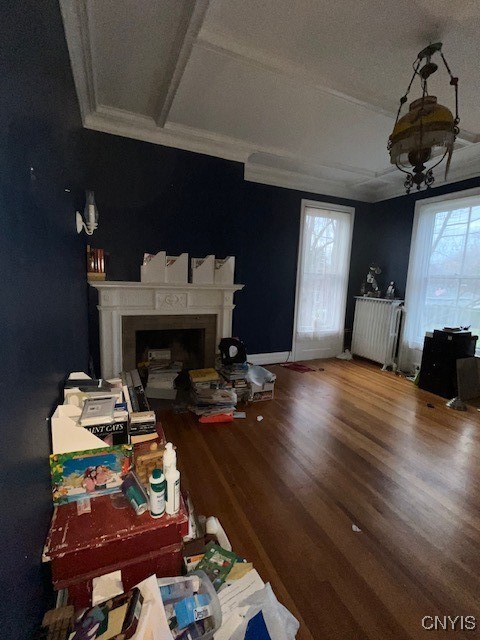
[185,338,277,422]
[218,362,250,402]
[41,516,300,640]
[188,368,237,423]
[145,349,183,400]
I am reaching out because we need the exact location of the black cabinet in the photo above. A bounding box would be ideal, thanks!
[418,331,477,398]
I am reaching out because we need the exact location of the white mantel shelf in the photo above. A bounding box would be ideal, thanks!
[90,280,244,378]
[91,281,244,291]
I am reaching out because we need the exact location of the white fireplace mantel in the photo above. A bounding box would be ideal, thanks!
[90,281,244,378]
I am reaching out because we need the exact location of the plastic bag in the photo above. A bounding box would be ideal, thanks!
[246,366,276,386]
[228,584,299,640]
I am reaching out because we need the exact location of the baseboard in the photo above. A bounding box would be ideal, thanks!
[247,351,291,365]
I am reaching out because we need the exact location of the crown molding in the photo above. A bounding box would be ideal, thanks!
[60,1,480,204]
[59,0,96,120]
[244,162,376,202]
[85,107,251,163]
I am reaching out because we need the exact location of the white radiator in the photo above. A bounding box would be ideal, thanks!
[351,297,403,367]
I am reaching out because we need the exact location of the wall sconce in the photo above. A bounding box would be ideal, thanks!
[76,190,99,235]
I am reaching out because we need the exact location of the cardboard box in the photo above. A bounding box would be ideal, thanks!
[249,381,275,402]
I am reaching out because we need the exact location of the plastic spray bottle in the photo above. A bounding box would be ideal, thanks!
[163,442,176,474]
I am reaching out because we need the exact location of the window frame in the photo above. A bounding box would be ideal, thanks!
[292,199,354,360]
[402,186,480,362]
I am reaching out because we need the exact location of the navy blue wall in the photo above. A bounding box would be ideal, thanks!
[77,131,480,369]
[0,3,89,638]
[77,129,373,368]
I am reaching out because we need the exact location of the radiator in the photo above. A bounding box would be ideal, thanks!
[351,297,403,367]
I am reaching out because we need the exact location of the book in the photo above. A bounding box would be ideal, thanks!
[81,418,129,445]
[128,411,157,439]
[130,369,150,411]
[194,543,237,591]
[65,378,112,389]
[79,397,116,426]
[130,431,159,445]
[130,410,156,424]
[122,370,150,413]
[189,368,220,384]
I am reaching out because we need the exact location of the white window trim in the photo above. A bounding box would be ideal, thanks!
[400,186,480,371]
[292,199,355,360]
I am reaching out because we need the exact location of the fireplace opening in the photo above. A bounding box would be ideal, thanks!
[122,314,217,372]
[136,328,205,370]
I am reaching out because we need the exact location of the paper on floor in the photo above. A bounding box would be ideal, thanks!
[92,570,124,606]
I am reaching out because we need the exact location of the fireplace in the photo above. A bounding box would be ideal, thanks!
[122,314,217,370]
[90,281,244,378]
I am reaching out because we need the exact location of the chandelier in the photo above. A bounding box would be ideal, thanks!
[388,43,459,194]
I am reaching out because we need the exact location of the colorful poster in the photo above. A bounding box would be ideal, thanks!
[50,445,133,504]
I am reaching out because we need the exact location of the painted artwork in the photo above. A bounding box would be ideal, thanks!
[50,445,133,505]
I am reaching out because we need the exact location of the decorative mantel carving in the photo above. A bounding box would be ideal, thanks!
[90,281,244,378]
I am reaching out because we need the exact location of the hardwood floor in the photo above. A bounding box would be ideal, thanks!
[157,359,480,639]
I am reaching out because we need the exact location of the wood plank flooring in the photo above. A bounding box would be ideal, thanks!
[156,359,480,639]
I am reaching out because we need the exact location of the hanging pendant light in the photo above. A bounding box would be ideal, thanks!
[388,43,459,194]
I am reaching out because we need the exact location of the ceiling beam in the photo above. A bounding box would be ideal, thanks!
[154,0,210,127]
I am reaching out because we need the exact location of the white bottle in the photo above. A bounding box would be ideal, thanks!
[165,464,180,515]
[149,468,166,518]
[163,442,176,475]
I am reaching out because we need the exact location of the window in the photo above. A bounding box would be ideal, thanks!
[403,190,480,357]
[294,201,354,360]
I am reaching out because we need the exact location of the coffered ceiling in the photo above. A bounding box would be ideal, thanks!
[60,0,480,202]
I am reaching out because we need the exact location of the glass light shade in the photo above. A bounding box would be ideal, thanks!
[84,190,98,225]
[389,96,455,179]
[76,190,99,235]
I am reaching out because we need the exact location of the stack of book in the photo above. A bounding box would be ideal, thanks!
[121,370,157,443]
[219,363,249,402]
[145,360,182,400]
[189,368,237,422]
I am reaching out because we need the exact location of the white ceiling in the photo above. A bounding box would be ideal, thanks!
[60,0,480,202]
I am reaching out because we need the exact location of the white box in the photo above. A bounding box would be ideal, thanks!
[166,253,188,284]
[191,255,215,284]
[141,251,166,283]
[249,381,275,402]
[51,404,106,454]
[214,257,235,284]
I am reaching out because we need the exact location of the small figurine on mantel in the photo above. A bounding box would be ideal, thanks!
[362,264,382,297]
[385,281,396,299]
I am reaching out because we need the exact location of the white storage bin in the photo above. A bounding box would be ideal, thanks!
[191,255,215,284]
[166,253,188,284]
[141,251,167,283]
[214,257,235,285]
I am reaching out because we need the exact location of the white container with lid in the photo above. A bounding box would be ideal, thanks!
[165,465,180,515]
[149,468,166,518]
